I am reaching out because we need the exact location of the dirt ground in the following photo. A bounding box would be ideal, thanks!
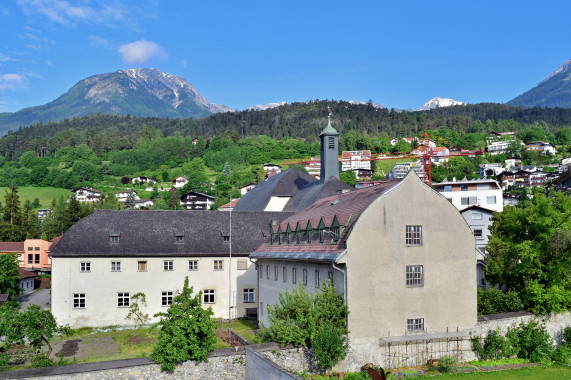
[216,329,242,346]
[50,336,120,361]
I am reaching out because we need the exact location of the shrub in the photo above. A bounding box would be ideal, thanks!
[552,344,571,366]
[312,322,348,373]
[562,326,571,346]
[506,321,554,363]
[477,288,524,315]
[438,355,457,373]
[471,328,512,360]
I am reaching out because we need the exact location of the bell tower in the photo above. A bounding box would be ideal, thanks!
[319,107,340,181]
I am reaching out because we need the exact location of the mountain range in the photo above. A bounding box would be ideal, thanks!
[508,57,571,108]
[0,68,232,134]
[1,57,571,135]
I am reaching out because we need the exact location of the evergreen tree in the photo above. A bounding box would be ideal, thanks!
[0,186,25,241]
[0,253,22,300]
[257,164,266,183]
[222,162,231,176]
[22,200,40,239]
[124,192,136,210]
[63,196,83,231]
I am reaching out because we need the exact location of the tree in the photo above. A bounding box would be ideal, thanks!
[0,186,25,241]
[256,164,266,184]
[222,162,231,176]
[312,322,348,374]
[121,176,130,186]
[124,192,136,210]
[150,277,216,371]
[339,170,357,187]
[484,189,571,314]
[126,292,149,324]
[0,253,22,300]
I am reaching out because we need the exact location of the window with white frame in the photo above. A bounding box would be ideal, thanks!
[303,269,308,286]
[203,289,215,303]
[461,197,477,205]
[274,265,278,281]
[407,318,424,331]
[163,260,174,271]
[292,268,297,284]
[214,260,223,270]
[406,265,423,287]
[405,226,422,246]
[188,260,198,271]
[486,196,496,204]
[80,262,91,272]
[111,261,121,271]
[315,270,320,288]
[162,291,173,306]
[472,213,483,220]
[473,229,483,238]
[117,292,130,307]
[283,267,287,282]
[73,293,85,308]
[243,288,255,303]
[237,259,247,270]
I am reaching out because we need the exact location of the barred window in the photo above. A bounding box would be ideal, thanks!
[214,260,223,270]
[407,318,424,331]
[405,226,422,246]
[406,265,423,287]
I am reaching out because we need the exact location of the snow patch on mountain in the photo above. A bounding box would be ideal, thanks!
[247,101,288,111]
[539,57,571,85]
[348,100,385,109]
[418,97,465,111]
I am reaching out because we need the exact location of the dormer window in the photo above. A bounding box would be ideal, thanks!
[109,235,120,243]
[223,235,230,243]
[332,227,340,242]
[175,235,185,243]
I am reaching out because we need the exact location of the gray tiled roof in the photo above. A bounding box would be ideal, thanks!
[233,168,317,211]
[50,210,293,258]
[283,176,355,212]
[250,251,340,262]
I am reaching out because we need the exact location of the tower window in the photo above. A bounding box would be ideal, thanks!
[328,136,335,149]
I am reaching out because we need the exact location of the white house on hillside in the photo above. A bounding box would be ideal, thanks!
[432,178,503,212]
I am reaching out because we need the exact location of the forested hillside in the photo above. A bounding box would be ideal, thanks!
[2,101,571,159]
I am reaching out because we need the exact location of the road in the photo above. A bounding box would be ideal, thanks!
[19,288,51,311]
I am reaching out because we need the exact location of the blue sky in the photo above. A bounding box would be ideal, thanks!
[0,0,570,113]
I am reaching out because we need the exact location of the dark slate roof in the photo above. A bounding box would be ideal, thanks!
[460,205,495,214]
[283,176,355,212]
[233,168,317,211]
[252,179,401,260]
[50,210,293,258]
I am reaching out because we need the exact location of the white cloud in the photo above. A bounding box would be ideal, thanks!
[180,60,188,68]
[0,73,29,91]
[17,0,126,26]
[119,39,167,64]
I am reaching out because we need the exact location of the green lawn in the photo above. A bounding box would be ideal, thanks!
[419,366,571,380]
[374,158,416,177]
[0,186,71,208]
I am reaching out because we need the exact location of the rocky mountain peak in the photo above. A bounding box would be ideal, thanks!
[539,57,571,85]
[418,97,465,111]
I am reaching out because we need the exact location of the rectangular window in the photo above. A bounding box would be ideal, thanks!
[117,292,130,307]
[461,197,478,205]
[34,254,40,264]
[274,265,278,281]
[477,183,489,190]
[259,264,263,279]
[203,289,215,304]
[406,265,423,287]
[283,267,287,282]
[163,260,174,271]
[27,247,33,251]
[473,229,483,238]
[486,196,496,204]
[328,271,334,285]
[472,213,483,220]
[27,254,33,264]
[461,184,468,191]
[332,227,340,242]
[110,235,119,243]
[34,247,40,251]
[443,185,452,192]
[292,268,297,284]
[80,262,90,272]
[243,288,255,303]
[214,260,223,270]
[17,254,22,262]
[137,261,147,272]
[266,265,270,279]
[319,229,325,243]
[73,293,85,308]
[188,260,198,271]
[405,226,422,246]
[315,270,320,288]
[175,235,185,243]
[237,259,247,270]
[407,318,424,331]
[303,269,308,286]
[223,235,230,243]
[111,261,121,271]
[328,136,335,149]
[162,291,173,306]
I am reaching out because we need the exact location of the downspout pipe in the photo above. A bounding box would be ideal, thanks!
[332,249,348,305]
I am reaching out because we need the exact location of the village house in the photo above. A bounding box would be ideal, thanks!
[131,176,157,186]
[18,268,37,295]
[460,206,495,289]
[240,183,256,195]
[432,178,503,212]
[72,187,102,202]
[219,198,239,211]
[479,163,504,178]
[387,161,424,180]
[341,150,372,172]
[115,191,140,203]
[171,175,189,189]
[49,210,292,327]
[179,191,215,210]
[251,171,477,367]
[524,141,556,155]
[0,237,60,272]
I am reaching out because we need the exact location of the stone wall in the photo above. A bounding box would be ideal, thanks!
[246,348,305,380]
